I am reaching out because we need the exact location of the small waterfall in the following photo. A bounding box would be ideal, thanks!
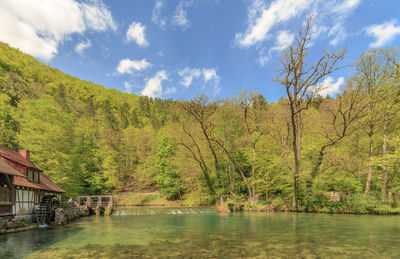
[113,206,216,216]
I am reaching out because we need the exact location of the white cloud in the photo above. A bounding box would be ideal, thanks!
[178,67,220,86]
[0,0,116,61]
[141,70,168,98]
[117,58,152,75]
[328,0,361,46]
[258,30,294,66]
[172,1,193,31]
[178,67,220,91]
[152,0,167,28]
[202,68,219,83]
[317,76,345,97]
[126,22,149,47]
[333,0,361,14]
[365,20,400,48]
[178,67,201,87]
[235,0,311,47]
[274,30,295,51]
[236,0,362,65]
[75,39,92,54]
[81,0,116,32]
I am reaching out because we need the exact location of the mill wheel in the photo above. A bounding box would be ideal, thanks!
[47,197,60,222]
[37,195,60,224]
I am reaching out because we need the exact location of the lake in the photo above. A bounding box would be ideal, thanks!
[2,209,400,258]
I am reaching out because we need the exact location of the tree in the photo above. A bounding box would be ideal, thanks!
[354,49,388,195]
[239,90,265,204]
[275,15,346,209]
[156,137,182,200]
[311,81,368,179]
[179,95,219,196]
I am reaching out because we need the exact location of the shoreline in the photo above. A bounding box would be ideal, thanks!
[0,225,37,235]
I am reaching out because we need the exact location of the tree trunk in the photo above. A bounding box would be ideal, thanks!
[381,120,388,201]
[296,107,302,158]
[228,162,235,194]
[365,137,374,195]
[290,106,300,210]
[250,145,257,205]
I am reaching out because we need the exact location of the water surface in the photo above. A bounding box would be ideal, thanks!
[2,211,400,258]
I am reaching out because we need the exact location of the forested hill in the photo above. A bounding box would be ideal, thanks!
[0,42,175,196]
[2,41,400,214]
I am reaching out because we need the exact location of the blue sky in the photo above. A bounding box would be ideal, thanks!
[1,0,400,102]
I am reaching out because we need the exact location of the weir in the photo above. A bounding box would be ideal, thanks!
[113,206,216,216]
[75,195,114,216]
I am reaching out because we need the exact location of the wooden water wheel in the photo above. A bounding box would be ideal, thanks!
[37,195,60,224]
[47,196,60,222]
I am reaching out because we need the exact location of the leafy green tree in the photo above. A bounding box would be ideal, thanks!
[156,137,183,200]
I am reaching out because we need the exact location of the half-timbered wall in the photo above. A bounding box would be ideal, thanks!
[13,188,35,219]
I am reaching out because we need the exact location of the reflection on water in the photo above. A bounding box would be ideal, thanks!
[113,206,216,216]
[1,212,400,258]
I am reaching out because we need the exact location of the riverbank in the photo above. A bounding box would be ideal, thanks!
[225,195,400,215]
[0,205,92,235]
[0,219,37,235]
[113,192,400,215]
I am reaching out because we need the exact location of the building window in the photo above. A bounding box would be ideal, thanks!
[27,170,33,182]
[27,170,40,184]
[34,172,40,183]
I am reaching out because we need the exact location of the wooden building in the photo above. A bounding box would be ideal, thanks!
[0,146,65,220]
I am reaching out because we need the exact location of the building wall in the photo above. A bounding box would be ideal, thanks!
[13,188,35,220]
[12,188,61,221]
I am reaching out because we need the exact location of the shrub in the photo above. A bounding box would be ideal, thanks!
[349,194,377,214]
[271,198,285,210]
[371,204,392,215]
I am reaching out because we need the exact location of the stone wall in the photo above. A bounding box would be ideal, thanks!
[0,218,35,234]
[52,206,90,225]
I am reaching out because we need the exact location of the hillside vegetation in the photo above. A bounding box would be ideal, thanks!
[1,39,400,213]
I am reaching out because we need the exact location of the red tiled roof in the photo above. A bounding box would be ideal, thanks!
[14,175,65,193]
[40,173,65,193]
[0,159,26,177]
[0,146,65,193]
[0,146,41,171]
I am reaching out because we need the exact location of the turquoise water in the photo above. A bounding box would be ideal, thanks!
[2,211,400,258]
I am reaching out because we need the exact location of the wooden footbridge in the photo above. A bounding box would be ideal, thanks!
[75,195,114,210]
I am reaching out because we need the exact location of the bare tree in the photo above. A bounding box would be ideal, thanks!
[179,95,219,196]
[275,15,346,209]
[311,81,368,180]
[179,124,215,195]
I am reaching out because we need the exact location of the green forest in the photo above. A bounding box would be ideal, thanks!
[1,19,400,214]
